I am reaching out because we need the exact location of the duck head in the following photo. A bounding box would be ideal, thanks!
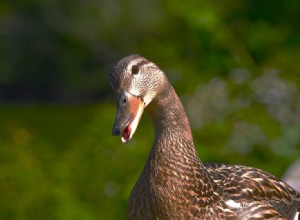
[109,54,166,143]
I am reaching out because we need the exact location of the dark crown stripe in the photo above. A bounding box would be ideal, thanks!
[136,60,151,67]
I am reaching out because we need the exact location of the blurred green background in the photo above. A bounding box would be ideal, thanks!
[1,0,300,219]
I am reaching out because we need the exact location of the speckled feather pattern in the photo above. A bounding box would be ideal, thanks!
[110,55,300,220]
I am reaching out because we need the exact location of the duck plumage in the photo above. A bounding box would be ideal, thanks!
[109,54,300,220]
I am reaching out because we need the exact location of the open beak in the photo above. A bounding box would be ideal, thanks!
[112,90,145,143]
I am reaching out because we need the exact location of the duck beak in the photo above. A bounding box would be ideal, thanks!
[112,91,145,143]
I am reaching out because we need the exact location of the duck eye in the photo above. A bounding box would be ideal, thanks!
[131,65,139,75]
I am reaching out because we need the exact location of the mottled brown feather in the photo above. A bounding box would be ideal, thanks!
[109,55,300,220]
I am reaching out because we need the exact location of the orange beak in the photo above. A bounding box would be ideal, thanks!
[112,91,145,143]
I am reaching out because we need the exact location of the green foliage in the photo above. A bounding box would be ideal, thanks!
[0,102,299,219]
[0,104,155,219]
[0,0,300,219]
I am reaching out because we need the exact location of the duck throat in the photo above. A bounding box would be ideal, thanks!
[145,81,216,205]
[148,82,193,141]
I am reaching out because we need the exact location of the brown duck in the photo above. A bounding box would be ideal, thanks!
[109,54,300,219]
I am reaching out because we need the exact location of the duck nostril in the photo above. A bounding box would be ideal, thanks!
[121,97,127,106]
[119,95,128,106]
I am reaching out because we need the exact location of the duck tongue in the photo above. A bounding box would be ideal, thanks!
[121,126,131,143]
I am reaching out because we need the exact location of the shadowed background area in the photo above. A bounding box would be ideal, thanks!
[0,0,300,219]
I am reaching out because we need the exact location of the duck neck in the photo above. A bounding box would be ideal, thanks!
[146,81,216,200]
[148,82,193,143]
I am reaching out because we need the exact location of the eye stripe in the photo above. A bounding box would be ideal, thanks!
[135,60,151,67]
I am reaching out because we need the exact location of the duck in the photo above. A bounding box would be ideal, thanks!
[109,54,300,220]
